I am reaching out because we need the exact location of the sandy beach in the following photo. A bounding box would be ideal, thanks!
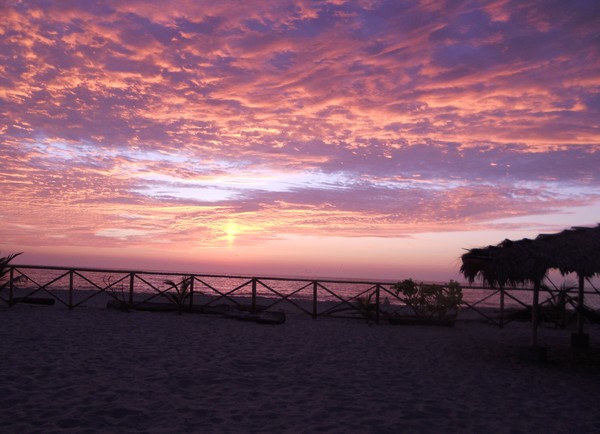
[1,303,600,433]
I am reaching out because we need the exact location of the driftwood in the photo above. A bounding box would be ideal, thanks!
[192,304,234,315]
[387,315,456,326]
[106,300,131,311]
[225,309,286,325]
[106,300,286,324]
[131,302,177,312]
[11,297,55,306]
[106,301,195,313]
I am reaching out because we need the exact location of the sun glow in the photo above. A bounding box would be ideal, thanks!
[224,221,240,247]
[3,1,599,282]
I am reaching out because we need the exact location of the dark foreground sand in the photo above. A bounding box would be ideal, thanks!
[1,304,600,433]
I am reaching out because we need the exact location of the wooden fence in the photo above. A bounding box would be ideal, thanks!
[2,265,599,328]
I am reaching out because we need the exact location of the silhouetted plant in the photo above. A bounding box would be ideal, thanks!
[163,276,193,313]
[540,282,576,328]
[393,279,462,319]
[0,253,24,297]
[104,275,130,311]
[355,291,377,323]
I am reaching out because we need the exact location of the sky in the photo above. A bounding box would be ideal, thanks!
[1,0,599,282]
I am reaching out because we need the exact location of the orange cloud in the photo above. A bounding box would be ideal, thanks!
[2,0,599,279]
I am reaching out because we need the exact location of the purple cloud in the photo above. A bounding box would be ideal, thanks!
[1,0,599,266]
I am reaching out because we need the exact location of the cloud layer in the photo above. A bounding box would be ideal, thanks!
[2,0,599,274]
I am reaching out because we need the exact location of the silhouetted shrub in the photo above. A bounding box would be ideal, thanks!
[392,278,462,319]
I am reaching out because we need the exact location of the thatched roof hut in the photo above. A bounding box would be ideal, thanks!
[460,224,600,347]
[460,238,549,288]
[534,224,600,278]
[461,224,600,289]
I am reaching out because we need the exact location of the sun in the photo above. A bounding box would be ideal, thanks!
[224,221,239,247]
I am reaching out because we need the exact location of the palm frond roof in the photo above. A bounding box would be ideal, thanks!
[460,224,600,286]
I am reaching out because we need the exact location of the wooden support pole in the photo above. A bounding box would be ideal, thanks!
[129,272,135,306]
[251,278,257,314]
[189,275,194,312]
[532,280,540,347]
[312,281,318,319]
[577,274,585,335]
[9,267,14,305]
[375,284,381,324]
[499,286,505,329]
[69,270,74,310]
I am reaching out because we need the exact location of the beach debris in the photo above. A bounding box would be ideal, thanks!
[106,298,286,324]
[387,315,456,326]
[225,309,286,325]
[10,296,55,306]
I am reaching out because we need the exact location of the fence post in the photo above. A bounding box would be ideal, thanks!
[499,286,505,328]
[251,278,257,313]
[69,270,74,310]
[312,281,318,319]
[189,275,194,312]
[129,272,135,306]
[531,281,540,347]
[9,267,14,306]
[577,274,585,335]
[375,284,381,324]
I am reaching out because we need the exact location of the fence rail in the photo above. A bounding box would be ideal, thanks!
[2,265,599,328]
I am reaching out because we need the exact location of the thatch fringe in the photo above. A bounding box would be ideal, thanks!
[460,224,600,286]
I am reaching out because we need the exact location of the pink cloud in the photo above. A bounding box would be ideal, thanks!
[1,0,599,277]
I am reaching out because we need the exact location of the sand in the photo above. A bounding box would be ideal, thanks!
[1,304,600,433]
